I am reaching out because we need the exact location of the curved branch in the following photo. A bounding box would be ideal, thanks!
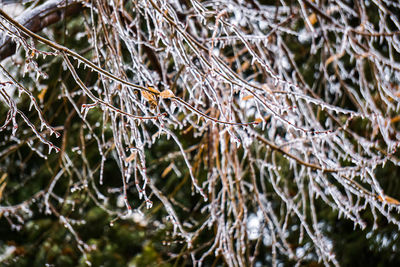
[0,4,158,95]
[255,134,337,173]
[0,0,81,61]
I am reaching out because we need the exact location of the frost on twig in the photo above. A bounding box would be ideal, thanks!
[1,0,400,266]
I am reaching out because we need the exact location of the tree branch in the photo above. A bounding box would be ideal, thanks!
[0,0,82,61]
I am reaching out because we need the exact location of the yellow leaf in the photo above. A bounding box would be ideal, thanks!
[308,13,317,25]
[38,87,47,101]
[160,90,175,99]
[242,95,254,101]
[254,118,263,124]
[378,195,400,205]
[391,115,400,124]
[161,163,173,178]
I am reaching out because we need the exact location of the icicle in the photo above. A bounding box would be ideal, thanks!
[146,200,153,209]
[81,106,89,120]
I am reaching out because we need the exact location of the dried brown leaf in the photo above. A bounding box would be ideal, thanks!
[142,90,157,107]
[160,90,175,99]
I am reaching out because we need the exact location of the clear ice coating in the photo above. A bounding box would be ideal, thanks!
[0,0,400,265]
